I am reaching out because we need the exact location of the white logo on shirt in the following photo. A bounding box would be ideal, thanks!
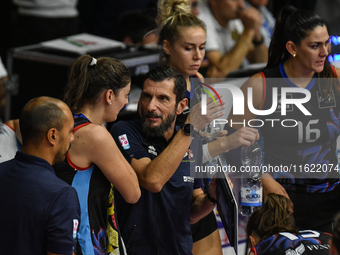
[148,146,157,156]
[183,176,194,183]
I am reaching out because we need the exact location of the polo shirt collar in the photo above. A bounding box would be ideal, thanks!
[143,129,177,147]
[15,151,55,174]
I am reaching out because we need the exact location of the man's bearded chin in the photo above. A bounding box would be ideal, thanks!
[141,110,176,137]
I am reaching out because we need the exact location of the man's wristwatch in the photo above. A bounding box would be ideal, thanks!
[181,123,196,136]
[253,36,264,46]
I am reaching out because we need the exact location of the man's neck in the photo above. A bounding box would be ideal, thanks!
[163,122,176,142]
[21,146,53,165]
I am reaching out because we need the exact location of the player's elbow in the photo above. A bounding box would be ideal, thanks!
[136,173,164,192]
[123,189,141,204]
[147,183,164,193]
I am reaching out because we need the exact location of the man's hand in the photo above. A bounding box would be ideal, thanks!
[190,96,226,132]
[239,7,262,35]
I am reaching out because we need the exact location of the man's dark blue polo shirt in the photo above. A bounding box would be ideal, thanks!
[0,151,80,255]
[111,119,203,255]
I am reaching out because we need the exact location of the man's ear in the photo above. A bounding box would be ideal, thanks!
[176,98,188,115]
[163,40,171,55]
[47,128,58,146]
[286,41,297,57]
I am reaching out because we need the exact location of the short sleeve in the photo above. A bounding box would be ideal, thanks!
[110,120,150,163]
[194,178,204,189]
[204,25,220,52]
[45,187,80,255]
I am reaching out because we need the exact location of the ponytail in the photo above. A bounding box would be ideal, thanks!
[266,5,339,98]
[64,55,130,112]
[267,6,326,69]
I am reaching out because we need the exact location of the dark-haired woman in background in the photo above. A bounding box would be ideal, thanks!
[228,5,340,232]
[247,194,332,255]
[54,55,141,255]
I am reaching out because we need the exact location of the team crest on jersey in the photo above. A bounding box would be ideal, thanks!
[183,149,194,159]
[317,90,336,109]
[183,149,195,163]
[119,134,130,150]
[148,145,157,156]
[275,94,294,113]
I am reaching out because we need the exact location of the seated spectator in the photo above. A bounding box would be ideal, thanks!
[246,0,275,47]
[116,10,158,45]
[198,0,268,78]
[247,194,332,255]
[0,96,80,254]
[0,119,21,163]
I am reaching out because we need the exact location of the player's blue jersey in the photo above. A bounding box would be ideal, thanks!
[259,63,340,193]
